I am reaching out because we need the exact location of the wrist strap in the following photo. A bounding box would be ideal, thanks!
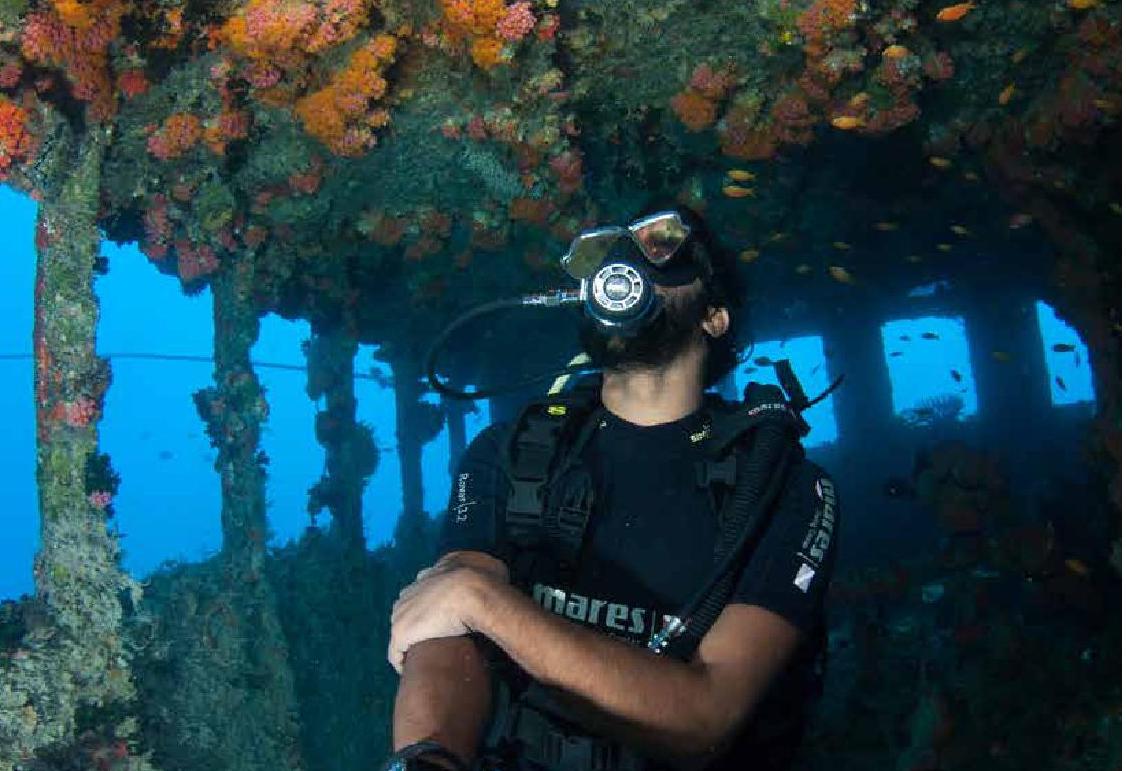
[381,740,471,771]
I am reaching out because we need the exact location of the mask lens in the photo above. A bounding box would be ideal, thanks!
[629,212,690,266]
[561,226,627,279]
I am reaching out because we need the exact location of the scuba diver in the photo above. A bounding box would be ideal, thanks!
[381,206,840,771]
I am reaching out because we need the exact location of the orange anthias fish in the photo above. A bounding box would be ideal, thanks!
[726,169,757,182]
[883,45,911,59]
[998,83,1016,106]
[722,184,756,198]
[831,115,865,130]
[828,265,855,284]
[930,156,953,169]
[936,2,975,21]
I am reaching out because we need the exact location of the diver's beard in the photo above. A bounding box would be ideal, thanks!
[579,305,703,373]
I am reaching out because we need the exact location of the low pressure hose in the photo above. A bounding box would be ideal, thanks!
[651,420,798,656]
[425,294,591,401]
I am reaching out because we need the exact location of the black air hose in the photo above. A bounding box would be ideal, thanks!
[661,421,798,657]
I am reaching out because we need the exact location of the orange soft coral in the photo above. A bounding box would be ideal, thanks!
[147,113,203,160]
[442,0,522,69]
[294,34,398,156]
[217,0,372,85]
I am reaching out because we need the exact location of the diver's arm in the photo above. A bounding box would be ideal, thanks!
[392,551,509,769]
[469,578,802,767]
[392,636,493,770]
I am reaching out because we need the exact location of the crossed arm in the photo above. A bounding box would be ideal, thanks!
[390,550,803,769]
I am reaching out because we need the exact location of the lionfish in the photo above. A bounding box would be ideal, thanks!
[900,394,965,427]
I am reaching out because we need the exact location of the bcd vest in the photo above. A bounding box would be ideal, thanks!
[479,363,833,771]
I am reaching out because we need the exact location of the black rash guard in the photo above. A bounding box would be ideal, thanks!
[436,404,840,771]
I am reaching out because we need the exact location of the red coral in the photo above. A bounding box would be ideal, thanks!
[117,68,149,98]
[670,89,719,132]
[923,52,955,82]
[0,60,22,89]
[549,149,583,194]
[177,242,220,282]
[770,91,817,145]
[689,63,737,101]
[0,96,38,176]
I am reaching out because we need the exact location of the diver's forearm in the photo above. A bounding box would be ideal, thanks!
[392,635,493,769]
[471,580,719,759]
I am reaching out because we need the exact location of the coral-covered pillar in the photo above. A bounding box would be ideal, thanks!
[444,394,468,478]
[392,357,426,519]
[194,261,270,576]
[305,328,376,549]
[821,303,896,442]
[17,125,148,766]
[961,290,1053,448]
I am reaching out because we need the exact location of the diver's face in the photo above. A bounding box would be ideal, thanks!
[579,279,710,372]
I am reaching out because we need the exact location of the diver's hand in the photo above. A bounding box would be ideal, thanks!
[388,562,495,674]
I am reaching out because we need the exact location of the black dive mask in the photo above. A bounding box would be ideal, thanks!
[562,210,704,337]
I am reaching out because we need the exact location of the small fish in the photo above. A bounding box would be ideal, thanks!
[849,92,870,108]
[875,221,899,231]
[998,83,1016,106]
[795,263,813,275]
[739,248,760,263]
[1055,375,1067,390]
[832,240,851,250]
[921,332,940,340]
[929,156,953,169]
[936,2,975,22]
[753,356,773,367]
[1093,99,1116,111]
[767,231,788,242]
[951,369,963,382]
[1011,48,1029,65]
[889,351,904,357]
[1068,0,1098,8]
[1009,212,1034,229]
[726,169,757,182]
[831,115,865,130]
[883,45,911,59]
[1065,558,1091,576]
[937,243,953,252]
[950,224,971,236]
[828,265,855,284]
[991,350,1012,363]
[900,335,911,341]
[1052,343,1076,352]
[722,184,756,198]
[905,254,924,264]
[963,170,980,182]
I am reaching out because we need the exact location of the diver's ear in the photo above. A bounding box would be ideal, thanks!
[702,306,729,338]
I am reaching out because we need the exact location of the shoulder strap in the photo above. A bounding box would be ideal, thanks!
[661,379,810,659]
[499,376,603,580]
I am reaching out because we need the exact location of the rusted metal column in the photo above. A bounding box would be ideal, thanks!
[305,328,376,548]
[7,125,150,768]
[193,260,270,578]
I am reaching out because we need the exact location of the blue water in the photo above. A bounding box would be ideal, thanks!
[0,187,1095,600]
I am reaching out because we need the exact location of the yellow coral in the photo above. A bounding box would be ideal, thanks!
[53,0,94,29]
[471,36,504,69]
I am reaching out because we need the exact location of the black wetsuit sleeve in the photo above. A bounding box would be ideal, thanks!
[729,462,840,635]
[434,422,509,562]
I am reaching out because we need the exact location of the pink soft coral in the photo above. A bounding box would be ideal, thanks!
[497,2,535,42]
